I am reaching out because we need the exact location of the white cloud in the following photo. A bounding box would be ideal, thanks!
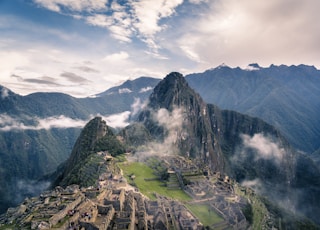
[188,0,208,4]
[33,0,184,51]
[86,14,112,28]
[135,107,186,160]
[33,0,108,12]
[177,0,320,68]
[139,86,153,93]
[1,87,9,99]
[241,133,285,162]
[118,88,132,94]
[0,114,87,131]
[101,111,131,129]
[155,107,184,131]
[103,51,129,62]
[131,0,183,51]
[240,178,263,192]
[131,98,148,116]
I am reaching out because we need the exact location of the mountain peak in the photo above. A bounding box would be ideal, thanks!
[56,117,125,187]
[148,72,199,110]
[245,63,261,71]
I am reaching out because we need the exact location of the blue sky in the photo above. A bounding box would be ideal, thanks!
[1,0,320,97]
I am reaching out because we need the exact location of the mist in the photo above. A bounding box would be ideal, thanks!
[236,133,286,164]
[1,87,9,99]
[100,111,131,129]
[0,114,87,131]
[233,133,309,219]
[134,107,185,161]
[0,112,134,131]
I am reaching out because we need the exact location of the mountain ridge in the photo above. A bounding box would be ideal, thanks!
[0,63,319,216]
[50,72,320,227]
[1,71,320,228]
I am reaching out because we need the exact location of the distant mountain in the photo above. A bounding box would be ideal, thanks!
[185,64,320,154]
[95,77,160,97]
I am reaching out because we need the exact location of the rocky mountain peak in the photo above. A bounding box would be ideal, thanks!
[148,72,203,110]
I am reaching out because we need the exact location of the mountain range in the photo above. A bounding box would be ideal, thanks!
[34,72,320,228]
[0,64,319,221]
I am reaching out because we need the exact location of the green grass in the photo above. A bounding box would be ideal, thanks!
[118,162,191,201]
[0,224,15,230]
[114,153,126,162]
[185,203,224,227]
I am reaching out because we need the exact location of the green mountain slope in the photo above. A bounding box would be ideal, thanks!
[55,117,125,187]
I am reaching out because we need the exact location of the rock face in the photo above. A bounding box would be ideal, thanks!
[138,72,225,171]
[137,73,293,179]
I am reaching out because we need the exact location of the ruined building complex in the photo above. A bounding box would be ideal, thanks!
[0,152,264,229]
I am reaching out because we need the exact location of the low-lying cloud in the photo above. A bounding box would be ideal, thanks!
[135,107,186,161]
[0,114,87,131]
[131,98,148,116]
[100,111,131,129]
[241,178,263,191]
[139,86,153,93]
[1,87,9,99]
[0,111,134,132]
[241,133,285,162]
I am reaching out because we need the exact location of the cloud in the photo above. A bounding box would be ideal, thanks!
[177,0,320,68]
[101,111,131,129]
[118,88,132,94]
[139,86,153,93]
[1,87,9,99]
[0,114,87,131]
[73,65,100,73]
[241,133,285,162]
[131,0,183,36]
[102,51,129,62]
[135,107,185,160]
[188,0,208,4]
[11,74,60,86]
[241,178,263,191]
[131,98,148,116]
[15,179,51,204]
[33,0,184,51]
[60,72,90,83]
[154,107,184,131]
[33,0,108,12]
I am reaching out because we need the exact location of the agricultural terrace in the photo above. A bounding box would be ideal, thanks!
[118,161,191,201]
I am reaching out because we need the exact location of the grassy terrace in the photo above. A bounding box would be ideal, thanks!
[118,162,191,202]
[185,204,226,228]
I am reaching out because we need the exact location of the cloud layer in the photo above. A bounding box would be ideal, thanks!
[0,114,87,131]
[0,112,132,131]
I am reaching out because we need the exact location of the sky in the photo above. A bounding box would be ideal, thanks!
[1,0,320,97]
